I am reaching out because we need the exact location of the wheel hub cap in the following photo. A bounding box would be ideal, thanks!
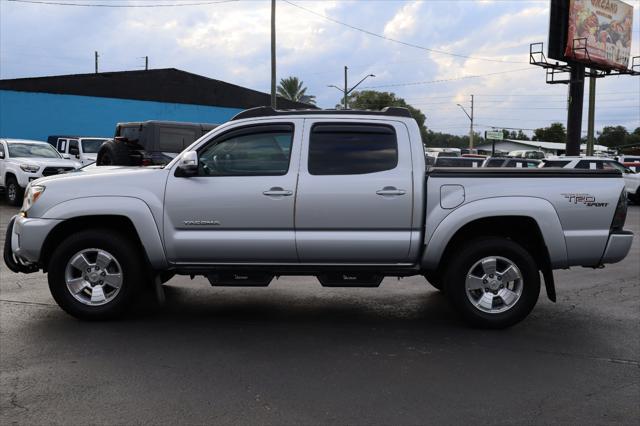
[65,248,123,306]
[465,256,523,314]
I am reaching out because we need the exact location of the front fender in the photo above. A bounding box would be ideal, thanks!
[41,196,167,269]
[421,197,568,270]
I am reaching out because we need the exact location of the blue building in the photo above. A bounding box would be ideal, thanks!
[0,68,311,141]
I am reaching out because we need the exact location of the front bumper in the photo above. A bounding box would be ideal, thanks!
[3,215,61,273]
[600,231,634,264]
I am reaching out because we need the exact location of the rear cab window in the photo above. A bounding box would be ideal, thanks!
[542,160,570,168]
[308,123,398,175]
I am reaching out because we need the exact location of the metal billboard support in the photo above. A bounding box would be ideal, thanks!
[529,42,639,156]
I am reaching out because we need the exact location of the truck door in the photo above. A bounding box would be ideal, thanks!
[295,120,414,263]
[163,120,302,263]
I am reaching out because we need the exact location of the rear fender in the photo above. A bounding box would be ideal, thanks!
[421,197,568,270]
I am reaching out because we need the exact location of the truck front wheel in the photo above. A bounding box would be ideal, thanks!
[5,176,24,206]
[443,237,540,329]
[47,230,144,320]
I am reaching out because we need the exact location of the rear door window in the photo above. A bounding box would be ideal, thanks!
[308,123,398,175]
[576,160,601,169]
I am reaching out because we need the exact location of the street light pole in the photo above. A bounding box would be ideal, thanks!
[329,68,375,110]
[344,66,348,109]
[457,95,474,149]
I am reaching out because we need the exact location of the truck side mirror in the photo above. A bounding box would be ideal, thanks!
[176,151,198,177]
[69,147,80,157]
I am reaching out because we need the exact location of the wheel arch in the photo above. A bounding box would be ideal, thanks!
[39,197,167,271]
[421,197,567,301]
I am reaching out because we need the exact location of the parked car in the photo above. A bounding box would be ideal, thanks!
[96,120,218,166]
[427,156,484,167]
[4,107,632,328]
[0,139,80,205]
[508,150,546,160]
[541,156,640,204]
[482,158,541,168]
[617,155,640,173]
[48,136,109,166]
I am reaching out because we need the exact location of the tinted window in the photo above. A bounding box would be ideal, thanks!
[159,128,198,152]
[542,160,570,168]
[57,139,67,152]
[575,160,600,169]
[436,158,477,167]
[68,140,79,153]
[309,124,397,175]
[485,158,505,167]
[0,143,5,158]
[81,139,107,153]
[198,125,293,176]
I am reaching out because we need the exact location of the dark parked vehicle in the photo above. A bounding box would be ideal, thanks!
[426,156,484,167]
[482,158,541,168]
[96,120,218,166]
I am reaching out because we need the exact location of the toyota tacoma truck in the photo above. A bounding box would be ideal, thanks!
[4,107,633,328]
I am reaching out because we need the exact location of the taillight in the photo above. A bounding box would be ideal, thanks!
[610,190,627,232]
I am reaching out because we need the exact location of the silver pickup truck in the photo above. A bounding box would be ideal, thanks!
[4,107,633,328]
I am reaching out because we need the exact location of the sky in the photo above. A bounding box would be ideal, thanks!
[0,0,639,137]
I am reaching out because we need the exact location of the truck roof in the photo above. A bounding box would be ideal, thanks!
[231,106,413,121]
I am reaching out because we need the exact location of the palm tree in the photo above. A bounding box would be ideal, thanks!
[277,76,316,105]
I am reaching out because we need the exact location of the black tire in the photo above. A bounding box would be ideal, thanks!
[5,176,24,206]
[47,229,146,320]
[443,237,540,329]
[96,140,131,166]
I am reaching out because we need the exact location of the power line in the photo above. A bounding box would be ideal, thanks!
[6,0,238,7]
[362,67,536,89]
[282,0,528,65]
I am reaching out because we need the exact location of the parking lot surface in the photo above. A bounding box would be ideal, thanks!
[1,201,639,425]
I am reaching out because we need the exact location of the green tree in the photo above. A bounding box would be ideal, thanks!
[532,122,566,143]
[516,130,530,141]
[276,76,316,105]
[597,125,629,148]
[345,90,427,140]
[625,127,640,146]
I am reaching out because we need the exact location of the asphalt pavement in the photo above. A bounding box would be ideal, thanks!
[1,201,639,425]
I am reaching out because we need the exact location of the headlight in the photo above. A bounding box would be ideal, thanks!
[21,184,45,214]
[20,164,40,173]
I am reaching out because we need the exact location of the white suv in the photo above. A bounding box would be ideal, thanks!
[541,156,640,203]
[54,137,108,166]
[0,139,81,205]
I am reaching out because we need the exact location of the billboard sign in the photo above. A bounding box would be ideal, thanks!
[486,131,503,140]
[564,0,634,70]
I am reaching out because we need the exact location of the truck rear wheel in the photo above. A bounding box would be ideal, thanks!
[47,230,144,320]
[443,237,540,329]
[96,140,131,166]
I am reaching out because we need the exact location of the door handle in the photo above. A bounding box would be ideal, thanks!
[263,187,293,196]
[376,186,406,196]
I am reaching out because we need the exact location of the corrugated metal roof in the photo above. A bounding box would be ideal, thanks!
[0,68,314,110]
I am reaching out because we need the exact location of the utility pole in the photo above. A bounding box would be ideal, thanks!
[94,51,99,74]
[270,0,276,109]
[343,66,348,109]
[457,95,474,149]
[144,56,149,71]
[469,94,474,149]
[586,72,596,156]
[566,63,585,156]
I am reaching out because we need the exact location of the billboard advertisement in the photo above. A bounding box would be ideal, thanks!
[564,0,634,70]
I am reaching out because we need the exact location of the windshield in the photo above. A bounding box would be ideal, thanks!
[7,142,61,159]
[81,139,107,153]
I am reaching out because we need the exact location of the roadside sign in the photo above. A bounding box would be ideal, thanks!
[486,131,503,140]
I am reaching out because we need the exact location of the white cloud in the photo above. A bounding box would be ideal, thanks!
[383,1,423,39]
